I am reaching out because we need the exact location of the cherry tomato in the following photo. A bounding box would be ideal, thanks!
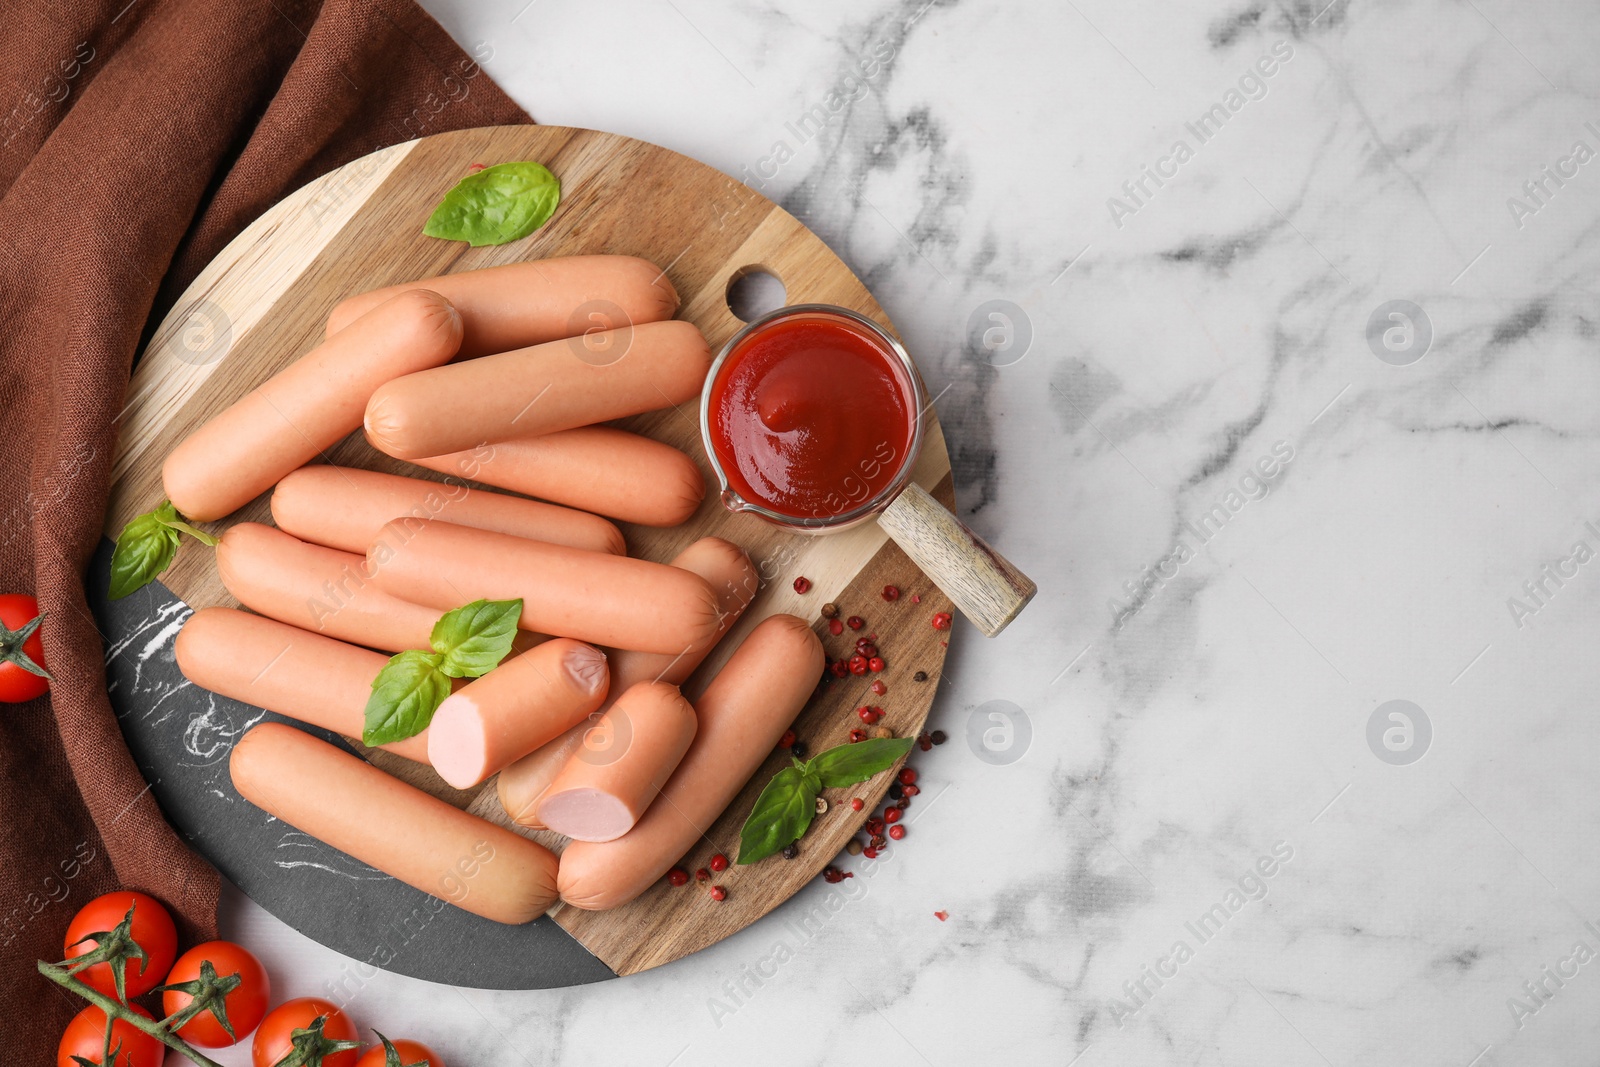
[0,592,49,703]
[356,1037,445,1067]
[253,998,360,1067]
[57,1004,164,1067]
[162,940,271,1047]
[63,891,177,1000]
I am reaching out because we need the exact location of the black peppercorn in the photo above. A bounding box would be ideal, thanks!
[913,670,928,682]
[790,741,807,759]
[930,730,947,745]
[782,844,799,860]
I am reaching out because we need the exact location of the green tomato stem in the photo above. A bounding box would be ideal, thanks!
[36,960,227,1067]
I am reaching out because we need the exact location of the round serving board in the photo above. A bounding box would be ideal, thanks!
[97,125,956,987]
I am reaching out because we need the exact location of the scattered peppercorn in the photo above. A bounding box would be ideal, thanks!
[934,910,949,921]
[850,797,865,811]
[849,728,867,743]
[814,796,829,814]
[863,846,879,859]
[895,798,909,810]
[667,867,689,887]
[823,866,848,883]
[710,853,729,872]
[790,741,807,759]
[930,730,948,745]
[709,885,727,901]
[931,611,952,631]
[883,806,902,824]
[828,618,844,636]
[845,839,863,856]
[913,670,928,682]
[846,615,865,631]
[855,640,878,658]
[779,729,797,749]
[821,602,839,619]
[829,660,848,679]
[868,656,886,672]
[911,594,922,604]
[889,824,906,840]
[782,844,799,860]
[857,705,879,724]
[793,576,811,594]
[903,784,921,797]
[869,833,887,849]
[870,680,887,695]
[466,162,487,173]
[889,782,904,800]
[898,767,918,786]
[849,654,869,675]
[917,734,933,752]
[882,585,900,601]
[695,868,711,882]
[872,725,894,739]
[865,817,885,835]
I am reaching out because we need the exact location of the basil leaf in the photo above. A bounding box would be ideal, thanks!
[422,162,560,247]
[429,598,523,679]
[108,506,182,600]
[737,764,818,865]
[362,650,450,745]
[809,736,916,789]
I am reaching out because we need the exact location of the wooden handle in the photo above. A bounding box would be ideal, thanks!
[877,483,1036,637]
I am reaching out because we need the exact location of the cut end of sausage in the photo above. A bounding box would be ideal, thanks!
[562,641,609,697]
[427,692,491,789]
[538,788,636,843]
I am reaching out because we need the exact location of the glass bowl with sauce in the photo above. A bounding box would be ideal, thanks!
[701,303,1036,637]
[702,305,924,532]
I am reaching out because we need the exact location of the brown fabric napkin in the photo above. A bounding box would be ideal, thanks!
[0,0,529,1043]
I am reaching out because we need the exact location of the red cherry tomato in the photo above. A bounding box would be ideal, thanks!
[356,1037,445,1067]
[57,1005,164,1067]
[162,940,271,1047]
[0,592,49,703]
[253,998,360,1067]
[62,891,177,1000]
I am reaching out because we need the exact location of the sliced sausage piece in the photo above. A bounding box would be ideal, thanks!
[365,320,712,460]
[556,614,823,910]
[230,722,557,924]
[216,522,441,653]
[536,681,696,842]
[324,255,679,360]
[366,518,720,655]
[175,607,429,763]
[498,536,756,828]
[271,465,624,557]
[427,639,609,789]
[411,427,704,527]
[163,290,461,521]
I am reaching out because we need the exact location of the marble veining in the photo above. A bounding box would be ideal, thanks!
[179,0,1600,1062]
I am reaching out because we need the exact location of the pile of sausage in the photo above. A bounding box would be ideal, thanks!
[164,256,824,923]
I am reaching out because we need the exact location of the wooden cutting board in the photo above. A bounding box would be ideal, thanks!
[105,125,956,982]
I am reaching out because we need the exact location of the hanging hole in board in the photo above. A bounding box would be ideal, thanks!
[726,268,787,323]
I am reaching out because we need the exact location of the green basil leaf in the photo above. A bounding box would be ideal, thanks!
[429,598,523,679]
[737,764,818,865]
[809,736,916,789]
[108,506,182,600]
[422,162,561,247]
[362,650,450,746]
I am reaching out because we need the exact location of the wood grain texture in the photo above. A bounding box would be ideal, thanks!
[107,125,957,977]
[879,483,1037,636]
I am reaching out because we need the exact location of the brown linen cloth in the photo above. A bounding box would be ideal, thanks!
[0,0,529,1044]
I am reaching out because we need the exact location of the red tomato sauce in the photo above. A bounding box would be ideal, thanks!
[708,313,915,520]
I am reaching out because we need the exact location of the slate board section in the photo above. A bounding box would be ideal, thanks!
[89,537,614,989]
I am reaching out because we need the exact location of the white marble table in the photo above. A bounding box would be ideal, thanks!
[208,1,1600,1063]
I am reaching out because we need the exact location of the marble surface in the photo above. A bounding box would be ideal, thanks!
[198,0,1600,1063]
